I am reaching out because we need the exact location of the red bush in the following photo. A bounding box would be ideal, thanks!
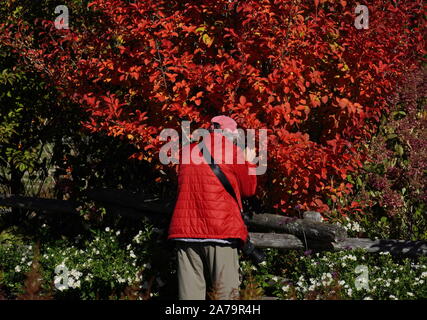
[1,0,425,214]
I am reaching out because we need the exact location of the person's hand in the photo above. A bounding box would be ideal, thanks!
[244,147,256,163]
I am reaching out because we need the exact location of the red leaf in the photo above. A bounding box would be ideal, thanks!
[338,98,349,108]
[321,96,328,104]
[239,95,247,105]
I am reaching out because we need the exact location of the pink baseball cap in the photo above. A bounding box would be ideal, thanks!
[210,115,238,134]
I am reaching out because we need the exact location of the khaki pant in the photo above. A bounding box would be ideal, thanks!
[176,242,240,300]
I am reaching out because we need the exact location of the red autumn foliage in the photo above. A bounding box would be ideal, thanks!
[1,0,425,214]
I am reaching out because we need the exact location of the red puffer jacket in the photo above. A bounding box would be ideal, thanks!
[168,132,257,242]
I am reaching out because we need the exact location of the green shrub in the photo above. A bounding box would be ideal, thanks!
[241,249,427,300]
[0,224,175,300]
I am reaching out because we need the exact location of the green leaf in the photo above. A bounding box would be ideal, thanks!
[18,163,27,172]
[386,133,397,140]
[202,33,214,47]
[195,26,206,34]
[392,110,406,117]
[395,144,404,156]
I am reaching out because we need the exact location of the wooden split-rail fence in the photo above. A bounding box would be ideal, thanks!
[1,189,426,257]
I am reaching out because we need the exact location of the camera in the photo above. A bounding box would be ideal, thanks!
[240,211,266,263]
[241,238,266,264]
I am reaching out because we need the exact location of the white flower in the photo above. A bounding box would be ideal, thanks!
[15,266,21,273]
[260,261,267,266]
[281,285,290,292]
[116,230,121,236]
[271,276,279,282]
[133,231,143,244]
[130,251,136,259]
[347,288,353,296]
[363,296,373,300]
[70,269,82,279]
[105,227,110,232]
[68,278,75,287]
[407,292,414,297]
[68,279,81,289]
[389,295,397,300]
[352,222,361,232]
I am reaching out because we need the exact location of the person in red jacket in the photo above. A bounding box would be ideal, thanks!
[168,115,257,300]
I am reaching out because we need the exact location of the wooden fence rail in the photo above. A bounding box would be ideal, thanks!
[1,190,426,257]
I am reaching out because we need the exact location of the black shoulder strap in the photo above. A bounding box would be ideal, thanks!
[198,141,241,210]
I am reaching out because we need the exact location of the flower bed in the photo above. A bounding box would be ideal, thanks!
[240,248,427,300]
[1,228,426,300]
